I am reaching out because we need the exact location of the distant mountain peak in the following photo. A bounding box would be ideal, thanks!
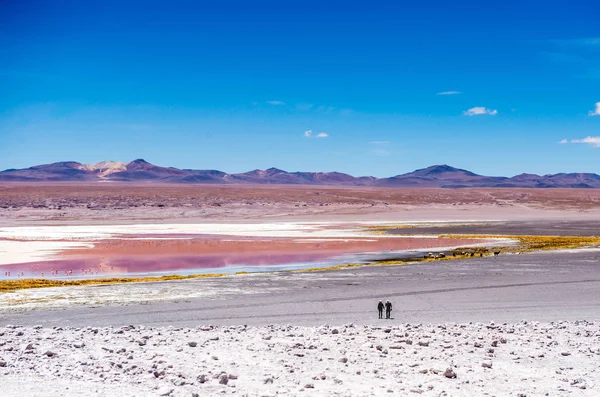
[129,158,150,165]
[2,160,600,188]
[78,161,128,178]
[402,164,479,178]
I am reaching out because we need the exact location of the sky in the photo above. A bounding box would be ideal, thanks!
[1,0,599,177]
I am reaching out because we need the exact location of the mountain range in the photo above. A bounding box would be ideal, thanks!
[1,159,599,188]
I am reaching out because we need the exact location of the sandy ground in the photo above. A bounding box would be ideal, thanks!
[3,184,600,227]
[1,321,599,397]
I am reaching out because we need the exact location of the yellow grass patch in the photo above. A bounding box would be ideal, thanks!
[0,273,227,293]
[442,234,600,253]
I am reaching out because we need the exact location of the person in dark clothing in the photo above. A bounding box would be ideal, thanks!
[385,300,392,319]
[377,300,384,319]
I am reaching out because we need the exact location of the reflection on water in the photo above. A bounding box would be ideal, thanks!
[0,249,425,280]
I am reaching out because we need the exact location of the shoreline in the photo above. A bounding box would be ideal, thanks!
[2,231,600,293]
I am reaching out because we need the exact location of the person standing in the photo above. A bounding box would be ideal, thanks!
[377,300,384,319]
[385,300,392,319]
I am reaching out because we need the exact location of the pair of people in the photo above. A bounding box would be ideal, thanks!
[377,300,392,319]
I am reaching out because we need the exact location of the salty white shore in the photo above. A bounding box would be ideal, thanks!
[1,322,598,397]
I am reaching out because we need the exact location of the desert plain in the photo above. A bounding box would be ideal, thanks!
[1,183,600,396]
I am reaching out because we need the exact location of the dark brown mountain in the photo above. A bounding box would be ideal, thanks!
[2,160,600,188]
[374,165,508,188]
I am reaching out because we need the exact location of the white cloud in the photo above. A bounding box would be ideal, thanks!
[589,102,600,116]
[570,136,600,147]
[371,149,391,157]
[463,107,498,116]
[304,130,312,137]
[266,100,285,105]
[559,139,568,144]
[437,91,462,95]
[316,132,328,138]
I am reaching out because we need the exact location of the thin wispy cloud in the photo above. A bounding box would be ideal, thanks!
[296,103,314,111]
[589,102,600,116]
[266,100,285,105]
[437,91,462,95]
[561,136,600,147]
[303,130,328,138]
[559,139,568,144]
[369,141,391,145]
[463,107,498,116]
[545,37,600,80]
[371,149,391,157]
[554,37,600,47]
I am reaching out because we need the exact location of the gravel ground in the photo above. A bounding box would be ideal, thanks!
[1,322,598,397]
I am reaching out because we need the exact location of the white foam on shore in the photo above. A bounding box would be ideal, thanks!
[0,240,94,265]
[0,222,362,241]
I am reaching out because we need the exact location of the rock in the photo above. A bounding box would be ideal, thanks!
[197,374,209,384]
[491,340,498,347]
[443,368,457,379]
[561,352,571,356]
[482,360,493,369]
[188,341,197,347]
[418,341,429,347]
[264,377,274,384]
[44,351,57,357]
[228,374,238,380]
[332,329,339,334]
[0,361,6,367]
[219,374,229,385]
[339,357,348,363]
[304,383,314,389]
[24,343,34,351]
[474,342,483,348]
[73,342,85,348]
[157,387,173,396]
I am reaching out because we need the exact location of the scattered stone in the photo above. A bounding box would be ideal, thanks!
[443,368,457,379]
[482,360,493,369]
[188,342,197,347]
[197,374,209,384]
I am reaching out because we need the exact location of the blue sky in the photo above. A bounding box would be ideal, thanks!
[1,0,599,177]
